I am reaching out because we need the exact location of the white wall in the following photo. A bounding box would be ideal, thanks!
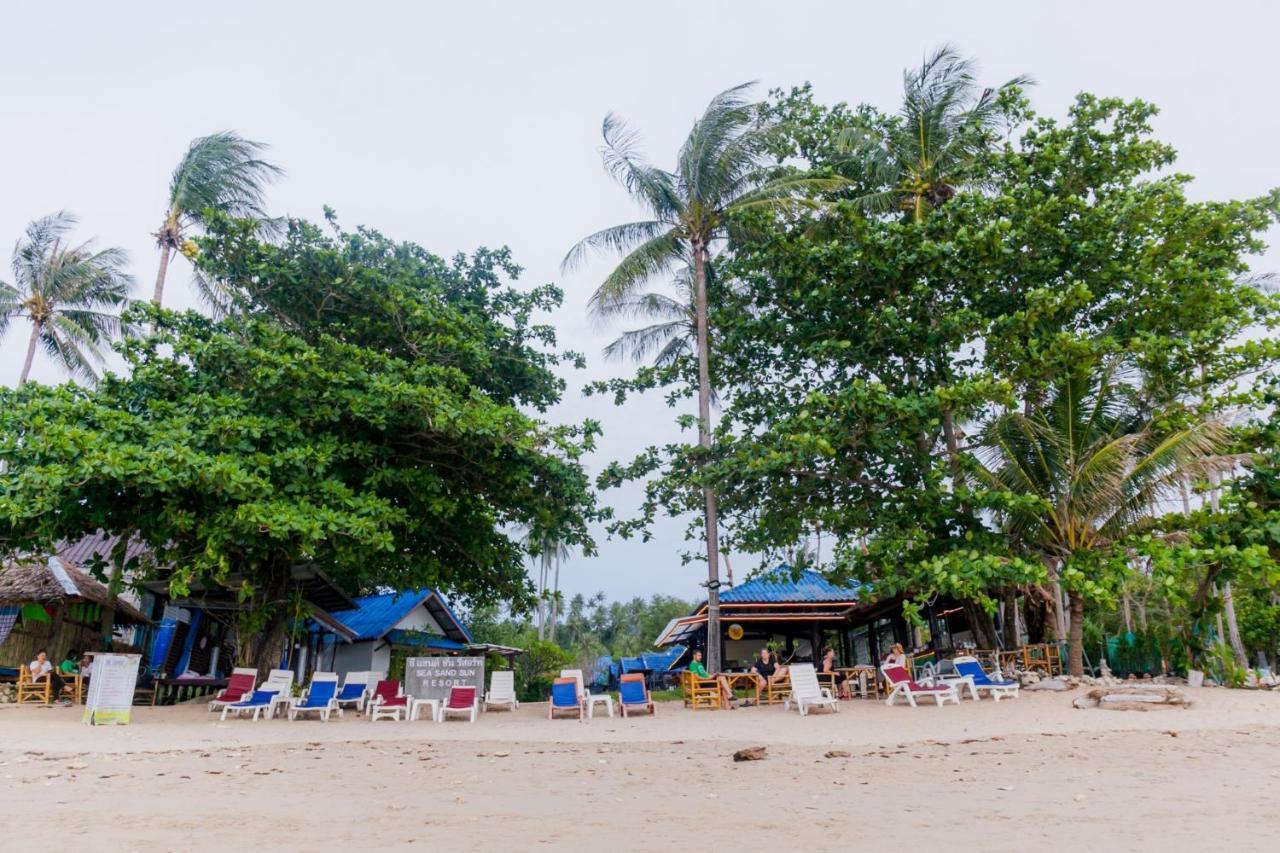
[396,605,444,634]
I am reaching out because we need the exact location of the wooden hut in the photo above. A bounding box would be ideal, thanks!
[0,556,150,671]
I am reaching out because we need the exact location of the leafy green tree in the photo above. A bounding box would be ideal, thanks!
[151,131,282,308]
[0,211,133,384]
[0,215,598,671]
[566,83,834,672]
[974,362,1229,676]
[602,87,1279,660]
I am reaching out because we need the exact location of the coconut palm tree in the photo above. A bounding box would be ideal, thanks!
[0,212,134,385]
[840,45,1030,222]
[565,83,836,672]
[975,363,1228,676]
[151,131,282,308]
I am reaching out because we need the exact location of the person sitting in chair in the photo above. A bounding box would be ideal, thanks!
[750,647,788,700]
[817,647,851,700]
[689,649,738,709]
[29,649,70,706]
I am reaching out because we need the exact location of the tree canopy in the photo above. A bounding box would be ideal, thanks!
[0,215,600,662]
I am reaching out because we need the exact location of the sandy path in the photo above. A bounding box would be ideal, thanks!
[3,688,1279,852]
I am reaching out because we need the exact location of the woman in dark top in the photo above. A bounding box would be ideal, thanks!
[818,647,851,700]
[750,647,788,700]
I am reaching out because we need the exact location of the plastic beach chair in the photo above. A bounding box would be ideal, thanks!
[440,685,479,723]
[219,689,279,721]
[367,679,410,722]
[548,677,584,721]
[783,663,839,716]
[336,671,373,714]
[952,656,1020,701]
[617,674,655,717]
[208,667,257,712]
[287,673,340,721]
[881,664,960,707]
[483,670,519,712]
[561,668,613,718]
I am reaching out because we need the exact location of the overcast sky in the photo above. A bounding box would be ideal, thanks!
[3,1,1278,605]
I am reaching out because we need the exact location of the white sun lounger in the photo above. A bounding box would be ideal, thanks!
[783,663,840,715]
[484,670,519,712]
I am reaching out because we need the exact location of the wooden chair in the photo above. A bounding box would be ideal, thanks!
[681,670,722,710]
[764,675,791,705]
[16,665,52,705]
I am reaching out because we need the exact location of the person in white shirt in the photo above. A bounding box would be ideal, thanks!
[28,649,69,705]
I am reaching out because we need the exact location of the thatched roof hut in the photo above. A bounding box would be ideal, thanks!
[0,557,149,624]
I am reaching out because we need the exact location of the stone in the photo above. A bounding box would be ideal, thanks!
[733,746,768,762]
[824,750,851,759]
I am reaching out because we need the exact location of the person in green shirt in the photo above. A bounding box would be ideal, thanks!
[688,649,737,708]
[58,649,79,675]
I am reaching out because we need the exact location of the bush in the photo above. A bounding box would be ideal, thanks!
[514,640,574,702]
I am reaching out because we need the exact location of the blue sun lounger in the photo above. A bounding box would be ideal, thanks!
[548,677,584,721]
[288,674,340,721]
[220,689,280,721]
[952,656,1020,701]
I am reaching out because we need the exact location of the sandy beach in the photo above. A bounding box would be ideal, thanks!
[3,687,1279,852]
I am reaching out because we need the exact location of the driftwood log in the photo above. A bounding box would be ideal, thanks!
[1072,685,1190,711]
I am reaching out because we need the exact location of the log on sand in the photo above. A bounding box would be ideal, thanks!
[1072,685,1191,711]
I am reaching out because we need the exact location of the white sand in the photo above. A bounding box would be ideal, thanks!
[3,686,1279,852]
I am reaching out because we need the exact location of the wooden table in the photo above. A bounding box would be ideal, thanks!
[152,676,228,706]
[838,667,880,699]
[721,672,763,701]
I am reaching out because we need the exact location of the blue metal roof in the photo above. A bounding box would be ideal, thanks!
[719,567,861,603]
[318,589,471,643]
[619,645,686,673]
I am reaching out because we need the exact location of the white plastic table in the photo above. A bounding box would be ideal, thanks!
[409,697,441,722]
[585,693,614,718]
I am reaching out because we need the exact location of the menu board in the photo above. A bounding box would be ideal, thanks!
[82,653,141,726]
[404,656,484,703]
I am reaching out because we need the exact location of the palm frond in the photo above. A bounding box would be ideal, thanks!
[678,82,758,206]
[593,290,691,323]
[562,220,670,273]
[168,131,283,226]
[599,115,683,221]
[585,229,684,319]
[43,312,107,383]
[602,319,691,363]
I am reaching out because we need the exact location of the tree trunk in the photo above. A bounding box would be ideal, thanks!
[1024,588,1047,644]
[1002,589,1020,648]
[692,242,722,674]
[536,551,547,641]
[98,542,130,652]
[963,600,999,650]
[550,549,561,638]
[1068,590,1085,677]
[152,241,172,306]
[1222,582,1248,668]
[18,321,41,385]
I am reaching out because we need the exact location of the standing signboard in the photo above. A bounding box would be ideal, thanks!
[404,656,484,703]
[82,652,142,725]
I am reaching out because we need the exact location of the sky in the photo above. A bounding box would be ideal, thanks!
[2,1,1278,605]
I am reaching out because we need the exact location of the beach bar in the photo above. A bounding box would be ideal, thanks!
[654,566,985,670]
